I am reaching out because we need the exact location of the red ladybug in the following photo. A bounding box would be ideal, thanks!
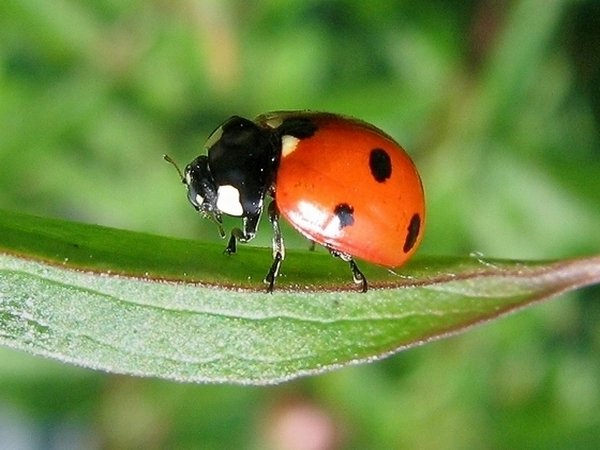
[166,111,425,292]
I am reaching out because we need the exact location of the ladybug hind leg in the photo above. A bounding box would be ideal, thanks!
[328,248,368,293]
[264,200,285,292]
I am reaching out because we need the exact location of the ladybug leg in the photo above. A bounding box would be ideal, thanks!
[328,248,368,293]
[347,258,368,293]
[224,214,260,255]
[268,201,285,260]
[264,200,285,292]
[224,231,239,254]
[265,252,283,293]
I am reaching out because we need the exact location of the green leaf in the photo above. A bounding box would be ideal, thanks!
[1,209,599,384]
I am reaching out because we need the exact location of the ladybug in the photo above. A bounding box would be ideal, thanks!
[166,111,425,292]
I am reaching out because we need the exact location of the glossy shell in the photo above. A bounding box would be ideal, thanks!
[258,112,425,268]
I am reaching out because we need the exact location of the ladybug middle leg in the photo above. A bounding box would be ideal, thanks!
[264,200,285,292]
[328,248,368,293]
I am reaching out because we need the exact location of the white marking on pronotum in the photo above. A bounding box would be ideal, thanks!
[281,135,300,158]
[216,185,244,216]
[195,194,204,206]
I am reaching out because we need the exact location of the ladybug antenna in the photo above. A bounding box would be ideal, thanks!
[163,154,185,182]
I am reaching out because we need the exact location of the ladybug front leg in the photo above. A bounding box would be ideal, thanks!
[224,214,260,255]
[264,200,285,292]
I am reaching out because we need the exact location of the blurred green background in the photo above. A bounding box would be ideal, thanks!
[1,0,599,448]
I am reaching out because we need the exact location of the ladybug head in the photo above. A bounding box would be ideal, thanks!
[183,155,219,214]
[164,154,225,237]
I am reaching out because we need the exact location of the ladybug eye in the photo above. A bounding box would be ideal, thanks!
[189,192,204,208]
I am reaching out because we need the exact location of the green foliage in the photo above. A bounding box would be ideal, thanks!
[2,210,598,385]
[1,0,599,448]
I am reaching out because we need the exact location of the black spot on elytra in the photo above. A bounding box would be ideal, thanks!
[403,214,421,253]
[279,118,318,139]
[334,203,355,228]
[369,148,392,182]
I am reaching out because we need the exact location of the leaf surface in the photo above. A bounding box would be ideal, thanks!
[1,210,599,384]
